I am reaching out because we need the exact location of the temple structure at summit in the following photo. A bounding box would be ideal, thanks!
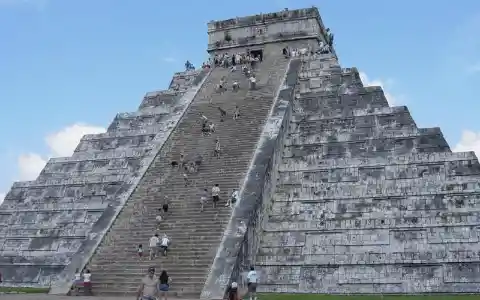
[1,6,480,298]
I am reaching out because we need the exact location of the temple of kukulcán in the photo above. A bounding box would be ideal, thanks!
[2,7,480,298]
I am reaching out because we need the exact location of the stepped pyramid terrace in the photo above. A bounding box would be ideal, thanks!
[2,6,480,298]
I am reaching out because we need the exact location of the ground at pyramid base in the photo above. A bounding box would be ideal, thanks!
[2,295,480,300]
[1,6,480,299]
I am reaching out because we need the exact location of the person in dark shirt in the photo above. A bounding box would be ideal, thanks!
[158,270,170,300]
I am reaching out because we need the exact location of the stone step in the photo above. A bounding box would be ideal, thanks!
[91,264,212,273]
[90,257,214,265]
[97,243,222,253]
[110,222,229,231]
[94,272,207,281]
[92,285,200,296]
[111,213,232,223]
[102,235,222,244]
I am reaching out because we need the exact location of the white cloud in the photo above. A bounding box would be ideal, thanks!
[467,62,480,74]
[18,153,48,181]
[453,130,480,157]
[359,72,399,106]
[45,123,105,157]
[16,123,106,181]
[163,57,176,63]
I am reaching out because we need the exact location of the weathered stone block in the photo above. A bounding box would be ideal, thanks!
[257,53,480,294]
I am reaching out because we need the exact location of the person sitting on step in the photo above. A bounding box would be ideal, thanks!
[71,268,82,295]
[82,269,92,296]
[227,281,240,300]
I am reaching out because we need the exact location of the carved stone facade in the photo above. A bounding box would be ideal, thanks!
[207,7,331,52]
[2,6,476,296]
[0,69,209,289]
[256,53,480,293]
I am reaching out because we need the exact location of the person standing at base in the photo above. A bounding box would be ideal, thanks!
[83,269,92,296]
[136,267,160,300]
[247,266,258,300]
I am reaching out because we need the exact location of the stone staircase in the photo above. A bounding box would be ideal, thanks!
[256,54,480,293]
[88,50,290,297]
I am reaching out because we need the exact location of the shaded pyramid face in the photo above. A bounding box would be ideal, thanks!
[0,68,211,291]
[257,54,480,294]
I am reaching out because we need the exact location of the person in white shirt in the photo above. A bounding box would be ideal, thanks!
[155,209,163,230]
[226,189,239,207]
[160,234,170,256]
[83,269,92,295]
[149,233,160,260]
[232,80,239,92]
[209,122,215,133]
[200,188,208,212]
[212,184,220,208]
[249,75,256,90]
[72,268,82,295]
[246,266,258,300]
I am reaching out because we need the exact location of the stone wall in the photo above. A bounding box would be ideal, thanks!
[0,69,210,292]
[255,53,480,294]
[200,58,301,300]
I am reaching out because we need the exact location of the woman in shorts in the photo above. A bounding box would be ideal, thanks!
[158,270,170,300]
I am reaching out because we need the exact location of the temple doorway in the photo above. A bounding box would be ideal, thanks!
[250,49,263,62]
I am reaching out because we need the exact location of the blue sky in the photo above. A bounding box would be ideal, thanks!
[0,0,479,200]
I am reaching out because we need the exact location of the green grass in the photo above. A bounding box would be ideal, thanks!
[259,294,480,300]
[0,287,50,294]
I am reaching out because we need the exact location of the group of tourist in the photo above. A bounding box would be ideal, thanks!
[209,51,261,69]
[137,267,171,300]
[71,268,92,296]
[135,266,258,300]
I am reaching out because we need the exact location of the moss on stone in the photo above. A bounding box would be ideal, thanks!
[0,287,50,294]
